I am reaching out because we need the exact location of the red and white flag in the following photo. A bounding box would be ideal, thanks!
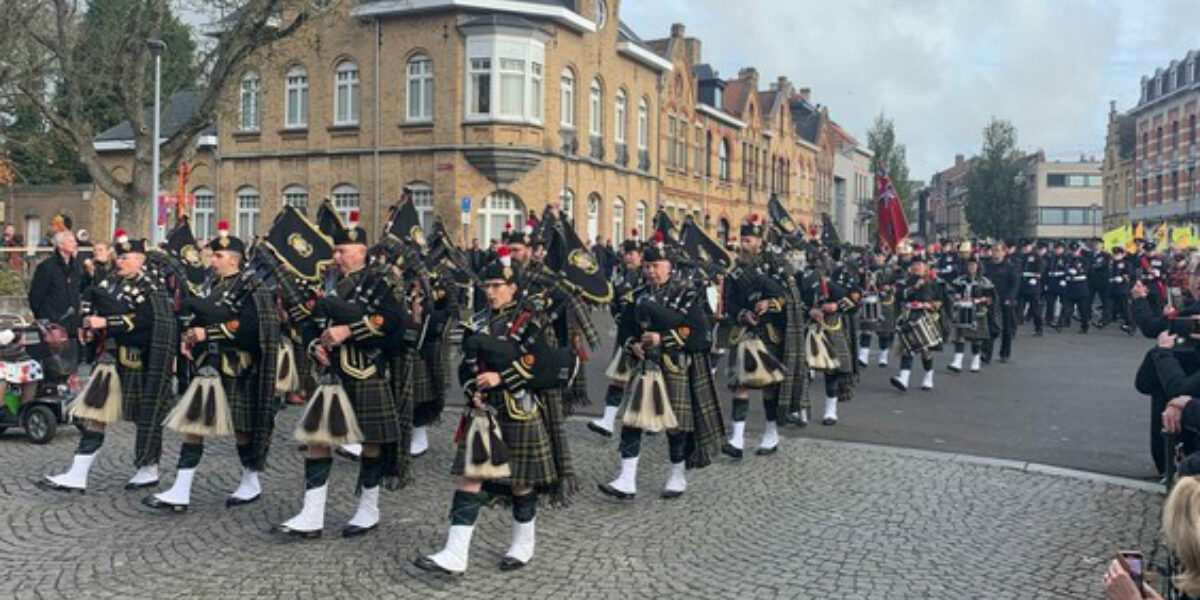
[875,161,909,251]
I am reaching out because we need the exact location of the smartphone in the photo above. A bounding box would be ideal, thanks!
[1118,551,1146,597]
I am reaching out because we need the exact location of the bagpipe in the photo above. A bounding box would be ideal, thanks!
[68,280,130,424]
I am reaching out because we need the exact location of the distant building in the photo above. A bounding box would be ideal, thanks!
[829,120,873,244]
[926,155,971,239]
[1102,100,1135,229]
[1129,49,1199,223]
[1018,152,1103,240]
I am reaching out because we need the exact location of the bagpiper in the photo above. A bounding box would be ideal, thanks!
[41,229,178,493]
[799,245,858,425]
[144,221,281,512]
[590,231,645,438]
[414,245,579,574]
[946,254,997,374]
[598,231,724,500]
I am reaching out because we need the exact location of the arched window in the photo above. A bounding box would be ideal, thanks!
[719,139,731,180]
[283,185,309,212]
[407,182,434,231]
[636,201,647,239]
[192,187,216,239]
[332,184,360,223]
[334,60,360,125]
[677,113,687,172]
[614,89,627,144]
[239,71,261,131]
[480,191,525,244]
[589,78,602,137]
[586,193,600,242]
[560,68,575,128]
[637,98,649,151]
[612,197,625,244]
[236,186,261,238]
[285,66,308,129]
[407,54,434,122]
[560,188,575,222]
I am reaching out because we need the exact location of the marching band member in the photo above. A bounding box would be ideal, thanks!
[800,247,858,425]
[890,256,943,392]
[947,255,996,374]
[858,250,899,367]
[590,232,645,437]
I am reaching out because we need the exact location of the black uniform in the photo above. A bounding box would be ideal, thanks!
[1059,252,1092,333]
[1088,249,1110,326]
[983,256,1018,361]
[1105,253,1135,330]
[1017,250,1046,334]
[1043,250,1068,329]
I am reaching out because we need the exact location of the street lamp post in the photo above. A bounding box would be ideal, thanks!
[1089,202,1100,239]
[147,39,166,243]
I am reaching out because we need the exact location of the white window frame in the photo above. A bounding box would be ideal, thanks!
[612,197,625,243]
[719,139,730,180]
[332,184,360,223]
[560,68,575,128]
[236,187,261,239]
[464,34,546,125]
[406,55,434,123]
[589,78,602,137]
[334,60,360,126]
[408,183,435,232]
[586,193,600,242]
[614,89,627,144]
[635,201,647,240]
[239,72,261,132]
[560,188,575,222]
[192,187,216,239]
[282,185,308,212]
[637,98,649,151]
[284,66,308,129]
[480,191,525,245]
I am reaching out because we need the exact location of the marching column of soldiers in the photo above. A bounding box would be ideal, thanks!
[33,187,1179,575]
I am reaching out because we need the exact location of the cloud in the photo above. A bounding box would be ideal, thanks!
[620,0,1200,181]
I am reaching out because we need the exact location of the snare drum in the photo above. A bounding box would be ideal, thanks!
[898,314,943,353]
[953,301,977,330]
[860,294,881,324]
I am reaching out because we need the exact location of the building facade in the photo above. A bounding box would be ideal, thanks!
[926,154,971,240]
[828,121,873,245]
[1102,100,1135,230]
[91,1,837,245]
[1130,49,1200,223]
[1019,152,1103,240]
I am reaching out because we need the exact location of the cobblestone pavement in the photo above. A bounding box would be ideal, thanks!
[0,409,1163,599]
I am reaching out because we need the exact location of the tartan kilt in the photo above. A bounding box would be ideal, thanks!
[724,336,784,391]
[452,397,557,489]
[223,371,260,432]
[952,307,991,342]
[342,375,399,444]
[684,353,724,469]
[823,319,854,374]
[632,352,693,433]
[118,362,147,424]
[861,300,897,335]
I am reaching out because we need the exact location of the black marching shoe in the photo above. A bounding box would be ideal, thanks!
[35,479,86,495]
[124,480,159,491]
[499,556,529,572]
[720,443,744,460]
[225,494,260,508]
[141,496,188,513]
[660,489,685,500]
[586,421,614,438]
[412,556,461,576]
[596,482,635,500]
[341,523,376,538]
[271,524,322,539]
[755,445,778,456]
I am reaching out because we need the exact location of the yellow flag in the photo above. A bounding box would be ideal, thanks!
[1172,225,1196,249]
[1155,222,1170,245]
[1102,226,1127,251]
[1133,222,1145,241]
[1125,225,1137,253]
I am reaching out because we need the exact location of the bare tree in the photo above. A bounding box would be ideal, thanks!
[12,0,310,235]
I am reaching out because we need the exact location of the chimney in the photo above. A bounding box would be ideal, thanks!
[738,67,759,82]
[955,154,964,166]
[671,23,685,38]
[797,87,811,102]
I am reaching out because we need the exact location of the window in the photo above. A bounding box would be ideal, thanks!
[586,193,600,242]
[560,68,575,128]
[480,191,525,244]
[192,187,215,239]
[236,187,261,238]
[1173,171,1180,201]
[614,89,627,144]
[1174,121,1180,148]
[694,124,703,173]
[612,197,625,243]
[667,114,676,168]
[636,201,647,239]
[332,184,360,223]
[285,66,308,129]
[560,188,575,222]
[719,139,730,180]
[1192,115,1197,145]
[239,72,261,131]
[677,115,687,172]
[407,55,434,122]
[334,60,360,125]
[283,185,308,212]
[1046,173,1102,187]
[589,79,602,137]
[705,131,713,177]
[1065,208,1086,225]
[408,183,435,232]
[464,33,546,124]
[637,98,649,150]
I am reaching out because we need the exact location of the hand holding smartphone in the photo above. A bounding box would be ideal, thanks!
[1117,551,1146,598]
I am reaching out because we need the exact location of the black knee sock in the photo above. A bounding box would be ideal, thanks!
[512,492,537,523]
[731,397,750,422]
[449,490,483,526]
[879,335,891,351]
[177,442,204,470]
[304,457,333,490]
[900,354,914,370]
[859,333,871,347]
[358,454,383,490]
[763,397,779,422]
[667,432,687,464]
[604,384,624,408]
[236,443,254,469]
[922,356,934,371]
[971,342,981,354]
[76,430,104,455]
[619,426,642,459]
[954,342,965,353]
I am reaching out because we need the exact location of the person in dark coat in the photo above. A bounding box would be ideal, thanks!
[27,230,83,333]
[982,241,1019,363]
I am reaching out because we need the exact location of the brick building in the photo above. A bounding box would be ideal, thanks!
[926,154,971,239]
[1102,100,1135,230]
[1129,49,1200,223]
[91,1,834,244]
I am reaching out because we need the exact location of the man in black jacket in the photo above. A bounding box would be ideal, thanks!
[27,230,83,333]
[983,242,1019,363]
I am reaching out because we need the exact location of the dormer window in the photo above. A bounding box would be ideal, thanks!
[462,23,548,125]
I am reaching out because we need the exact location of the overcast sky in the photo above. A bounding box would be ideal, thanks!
[622,0,1200,181]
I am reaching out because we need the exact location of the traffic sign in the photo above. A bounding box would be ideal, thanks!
[461,197,471,212]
